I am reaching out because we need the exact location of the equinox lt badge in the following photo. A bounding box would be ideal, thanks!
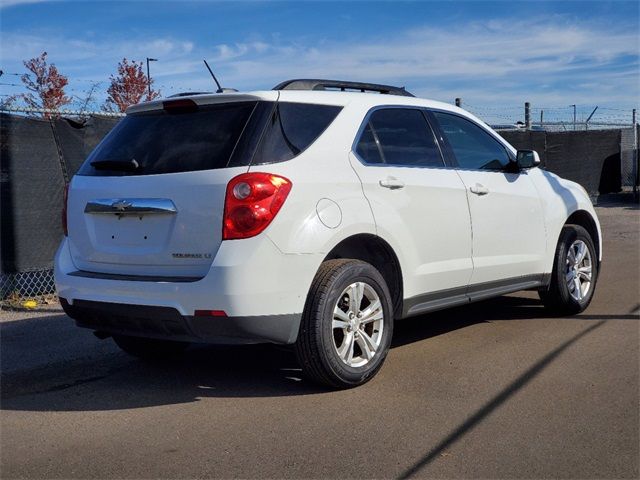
[172,253,212,259]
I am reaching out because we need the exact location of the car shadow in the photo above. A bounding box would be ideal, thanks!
[1,295,635,412]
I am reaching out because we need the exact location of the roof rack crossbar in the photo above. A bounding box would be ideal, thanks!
[273,79,414,97]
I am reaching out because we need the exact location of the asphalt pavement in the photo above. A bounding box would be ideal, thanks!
[1,204,638,479]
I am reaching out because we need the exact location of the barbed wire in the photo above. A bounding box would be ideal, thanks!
[0,105,125,117]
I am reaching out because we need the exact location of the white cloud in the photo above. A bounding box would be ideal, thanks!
[1,16,637,112]
[198,18,639,109]
[0,33,199,71]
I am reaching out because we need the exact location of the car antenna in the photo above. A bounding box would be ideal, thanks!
[203,59,224,93]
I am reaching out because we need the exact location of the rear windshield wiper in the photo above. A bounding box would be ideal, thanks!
[90,159,141,172]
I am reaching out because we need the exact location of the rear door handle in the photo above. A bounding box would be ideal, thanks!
[469,183,490,195]
[379,177,405,190]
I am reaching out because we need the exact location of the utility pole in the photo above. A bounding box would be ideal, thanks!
[525,102,531,130]
[146,57,158,96]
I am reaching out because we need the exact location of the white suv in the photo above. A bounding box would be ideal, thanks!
[55,79,601,388]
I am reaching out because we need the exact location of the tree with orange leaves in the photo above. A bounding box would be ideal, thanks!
[104,58,160,112]
[21,51,71,117]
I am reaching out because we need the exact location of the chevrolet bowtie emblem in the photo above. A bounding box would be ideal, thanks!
[111,200,132,211]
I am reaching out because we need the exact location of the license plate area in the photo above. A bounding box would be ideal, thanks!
[88,214,175,252]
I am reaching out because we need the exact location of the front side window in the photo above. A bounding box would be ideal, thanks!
[355,108,443,168]
[432,112,511,170]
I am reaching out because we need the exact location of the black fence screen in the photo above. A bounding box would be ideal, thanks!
[498,129,623,195]
[1,113,120,277]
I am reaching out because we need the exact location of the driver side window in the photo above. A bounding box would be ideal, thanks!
[432,112,511,170]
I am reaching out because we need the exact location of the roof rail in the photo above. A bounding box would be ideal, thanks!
[273,79,414,97]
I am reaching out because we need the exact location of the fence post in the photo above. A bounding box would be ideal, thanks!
[455,98,461,108]
[633,109,638,200]
[540,110,544,129]
[525,102,531,130]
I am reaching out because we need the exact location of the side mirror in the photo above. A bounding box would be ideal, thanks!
[516,150,541,169]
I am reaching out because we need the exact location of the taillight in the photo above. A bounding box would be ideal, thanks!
[62,184,69,237]
[223,173,292,240]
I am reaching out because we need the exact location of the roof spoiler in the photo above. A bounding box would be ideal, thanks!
[273,79,414,97]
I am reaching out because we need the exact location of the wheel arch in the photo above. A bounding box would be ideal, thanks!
[565,209,601,265]
[322,234,404,318]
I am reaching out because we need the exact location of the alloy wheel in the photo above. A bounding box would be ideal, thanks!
[332,282,385,368]
[565,239,593,301]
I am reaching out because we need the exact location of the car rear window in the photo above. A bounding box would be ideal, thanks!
[78,100,342,176]
[78,102,258,176]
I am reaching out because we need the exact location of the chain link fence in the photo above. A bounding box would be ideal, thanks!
[620,126,639,191]
[0,269,57,311]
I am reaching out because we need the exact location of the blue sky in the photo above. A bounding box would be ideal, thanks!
[1,0,638,123]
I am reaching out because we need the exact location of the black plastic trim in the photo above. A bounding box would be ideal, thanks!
[68,270,204,283]
[402,274,547,318]
[60,299,301,345]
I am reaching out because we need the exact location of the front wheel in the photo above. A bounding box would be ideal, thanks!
[539,224,598,315]
[295,259,394,389]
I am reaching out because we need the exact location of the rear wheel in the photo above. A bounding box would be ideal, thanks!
[539,224,598,315]
[295,259,394,389]
[112,334,190,360]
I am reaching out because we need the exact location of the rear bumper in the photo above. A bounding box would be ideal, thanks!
[61,298,300,344]
[55,235,323,344]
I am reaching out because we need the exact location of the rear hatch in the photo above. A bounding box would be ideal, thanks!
[67,94,276,278]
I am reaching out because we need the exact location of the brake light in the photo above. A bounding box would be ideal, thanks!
[223,173,292,240]
[194,310,227,317]
[62,184,69,236]
[162,99,198,113]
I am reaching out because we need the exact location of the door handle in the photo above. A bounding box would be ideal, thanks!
[469,183,490,195]
[379,177,405,190]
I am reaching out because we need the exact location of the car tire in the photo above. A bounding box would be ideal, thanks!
[539,224,598,315]
[112,334,190,360]
[294,259,394,389]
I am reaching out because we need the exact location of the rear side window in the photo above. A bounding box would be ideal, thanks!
[355,108,444,168]
[251,102,342,165]
[79,102,257,176]
[355,123,383,164]
[432,111,511,170]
